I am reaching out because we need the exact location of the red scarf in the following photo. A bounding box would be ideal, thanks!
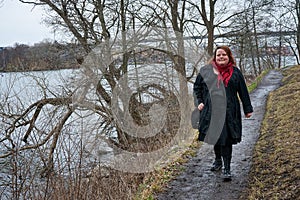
[212,61,234,87]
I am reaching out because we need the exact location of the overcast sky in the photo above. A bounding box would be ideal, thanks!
[0,0,53,47]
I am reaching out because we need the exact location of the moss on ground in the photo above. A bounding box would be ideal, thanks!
[245,65,300,200]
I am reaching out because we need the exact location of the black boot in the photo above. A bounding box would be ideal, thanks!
[210,159,222,171]
[222,157,232,181]
[211,145,222,171]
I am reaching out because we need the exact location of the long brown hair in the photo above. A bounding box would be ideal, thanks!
[211,46,236,66]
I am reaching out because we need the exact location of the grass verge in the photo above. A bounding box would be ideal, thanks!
[244,65,300,199]
[134,133,200,200]
[247,70,269,92]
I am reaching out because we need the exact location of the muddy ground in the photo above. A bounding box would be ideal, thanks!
[155,70,283,200]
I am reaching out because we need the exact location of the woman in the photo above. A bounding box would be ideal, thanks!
[193,46,253,181]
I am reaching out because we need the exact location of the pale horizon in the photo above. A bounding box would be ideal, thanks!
[0,0,53,47]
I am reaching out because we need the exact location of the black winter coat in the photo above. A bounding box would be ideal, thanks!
[193,64,253,145]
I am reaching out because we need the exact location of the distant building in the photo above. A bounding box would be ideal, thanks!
[264,46,293,56]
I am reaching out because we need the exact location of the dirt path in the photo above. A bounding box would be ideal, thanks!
[155,70,283,200]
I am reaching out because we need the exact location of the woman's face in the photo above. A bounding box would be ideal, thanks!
[215,49,229,67]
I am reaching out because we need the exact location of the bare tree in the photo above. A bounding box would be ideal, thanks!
[2,0,299,198]
[274,0,300,64]
[181,0,247,56]
[192,0,282,75]
[7,0,131,167]
[296,0,300,62]
[0,1,200,199]
[0,0,195,194]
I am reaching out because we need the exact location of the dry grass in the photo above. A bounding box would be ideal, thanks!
[134,134,200,200]
[245,65,300,200]
[247,70,269,92]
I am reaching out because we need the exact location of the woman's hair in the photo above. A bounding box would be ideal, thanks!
[210,45,236,65]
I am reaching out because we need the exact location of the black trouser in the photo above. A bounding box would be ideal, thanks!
[214,144,232,158]
[214,144,232,170]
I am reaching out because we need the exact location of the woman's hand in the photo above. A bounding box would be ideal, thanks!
[198,103,204,111]
[245,113,252,118]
